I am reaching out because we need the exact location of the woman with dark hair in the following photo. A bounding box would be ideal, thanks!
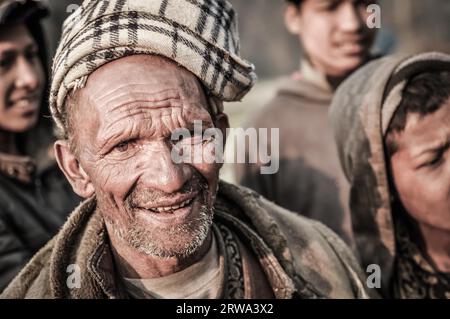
[0,0,80,291]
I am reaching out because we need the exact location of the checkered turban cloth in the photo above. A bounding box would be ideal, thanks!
[50,0,256,136]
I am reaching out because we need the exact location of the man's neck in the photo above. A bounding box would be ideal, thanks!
[0,130,19,155]
[418,222,450,273]
[108,230,213,279]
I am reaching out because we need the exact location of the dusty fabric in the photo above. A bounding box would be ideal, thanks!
[50,0,256,135]
[214,223,245,298]
[330,52,450,297]
[235,61,353,247]
[1,181,375,299]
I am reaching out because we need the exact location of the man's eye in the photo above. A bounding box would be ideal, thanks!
[202,134,215,144]
[193,132,216,145]
[114,140,135,153]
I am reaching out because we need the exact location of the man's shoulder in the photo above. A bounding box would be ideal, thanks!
[0,238,55,298]
[233,182,346,251]
[218,181,374,298]
[219,181,339,241]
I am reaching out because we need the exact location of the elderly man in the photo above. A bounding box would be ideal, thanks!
[1,0,373,299]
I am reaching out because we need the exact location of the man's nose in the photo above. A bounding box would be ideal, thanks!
[338,2,364,34]
[139,144,193,194]
[14,56,40,91]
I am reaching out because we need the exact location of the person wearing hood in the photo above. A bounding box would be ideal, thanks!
[234,0,378,247]
[0,0,80,291]
[330,52,450,298]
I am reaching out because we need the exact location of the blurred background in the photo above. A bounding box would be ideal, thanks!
[40,0,450,181]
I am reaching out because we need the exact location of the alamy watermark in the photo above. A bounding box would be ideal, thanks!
[367,4,382,29]
[66,264,81,289]
[366,264,381,289]
[170,120,279,175]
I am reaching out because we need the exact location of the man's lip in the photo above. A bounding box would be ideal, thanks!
[138,192,199,211]
[137,201,195,225]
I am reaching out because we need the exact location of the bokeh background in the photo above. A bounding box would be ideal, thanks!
[40,0,450,181]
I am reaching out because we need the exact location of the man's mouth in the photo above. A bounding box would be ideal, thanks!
[135,194,199,225]
[147,197,194,213]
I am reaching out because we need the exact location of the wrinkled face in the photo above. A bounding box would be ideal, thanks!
[390,99,450,231]
[0,24,44,132]
[286,0,377,76]
[66,55,226,258]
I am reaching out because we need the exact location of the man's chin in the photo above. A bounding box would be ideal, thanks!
[125,202,214,258]
[130,224,212,259]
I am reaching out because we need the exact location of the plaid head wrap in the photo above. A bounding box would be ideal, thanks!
[50,0,256,136]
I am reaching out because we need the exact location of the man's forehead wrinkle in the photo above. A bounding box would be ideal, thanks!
[105,98,184,116]
[93,84,183,105]
[99,109,156,140]
[100,104,183,131]
[96,120,136,151]
[96,95,210,129]
[96,107,189,145]
[90,82,205,114]
[95,104,212,148]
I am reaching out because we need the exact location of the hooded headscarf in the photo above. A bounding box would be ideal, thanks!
[49,0,257,137]
[330,52,450,296]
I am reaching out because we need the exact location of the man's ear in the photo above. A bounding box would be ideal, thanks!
[54,140,95,198]
[214,112,229,149]
[284,4,302,35]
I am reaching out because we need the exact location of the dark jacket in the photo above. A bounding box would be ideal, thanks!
[0,154,80,291]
